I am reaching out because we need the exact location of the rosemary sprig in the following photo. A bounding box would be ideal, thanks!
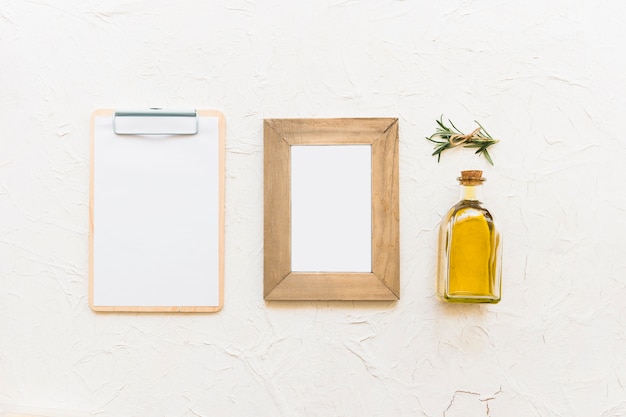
[426,116,499,165]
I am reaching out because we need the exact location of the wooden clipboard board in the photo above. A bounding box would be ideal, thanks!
[89,109,225,312]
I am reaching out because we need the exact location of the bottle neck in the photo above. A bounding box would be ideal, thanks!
[459,184,483,201]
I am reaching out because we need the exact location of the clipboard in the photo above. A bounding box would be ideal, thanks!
[89,109,225,312]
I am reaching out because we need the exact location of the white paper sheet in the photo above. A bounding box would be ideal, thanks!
[92,115,220,307]
[291,145,372,273]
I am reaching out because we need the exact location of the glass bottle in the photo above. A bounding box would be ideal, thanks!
[437,170,502,303]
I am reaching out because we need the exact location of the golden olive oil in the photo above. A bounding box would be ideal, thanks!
[437,171,502,303]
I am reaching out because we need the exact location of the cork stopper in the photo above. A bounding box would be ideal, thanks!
[458,170,485,185]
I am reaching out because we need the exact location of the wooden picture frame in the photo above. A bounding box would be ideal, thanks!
[264,118,399,301]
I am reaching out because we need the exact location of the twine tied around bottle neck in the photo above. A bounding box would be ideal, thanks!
[449,127,482,147]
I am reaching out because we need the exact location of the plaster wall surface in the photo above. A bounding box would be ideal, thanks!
[1,1,625,416]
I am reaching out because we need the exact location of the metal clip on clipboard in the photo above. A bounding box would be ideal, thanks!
[113,109,199,135]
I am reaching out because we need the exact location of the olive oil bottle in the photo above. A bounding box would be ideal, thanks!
[437,170,502,303]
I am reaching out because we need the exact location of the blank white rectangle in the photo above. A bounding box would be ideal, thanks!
[92,115,220,308]
[291,145,372,273]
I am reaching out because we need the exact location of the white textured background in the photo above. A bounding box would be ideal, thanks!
[1,1,626,416]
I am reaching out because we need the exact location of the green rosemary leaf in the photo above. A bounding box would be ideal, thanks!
[435,119,448,131]
[425,135,445,144]
[448,119,464,134]
[474,120,493,139]
[483,149,494,165]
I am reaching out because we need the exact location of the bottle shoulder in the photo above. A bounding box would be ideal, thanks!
[443,200,495,223]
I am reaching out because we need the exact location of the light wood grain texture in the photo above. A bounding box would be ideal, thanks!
[264,118,399,301]
[89,109,225,312]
